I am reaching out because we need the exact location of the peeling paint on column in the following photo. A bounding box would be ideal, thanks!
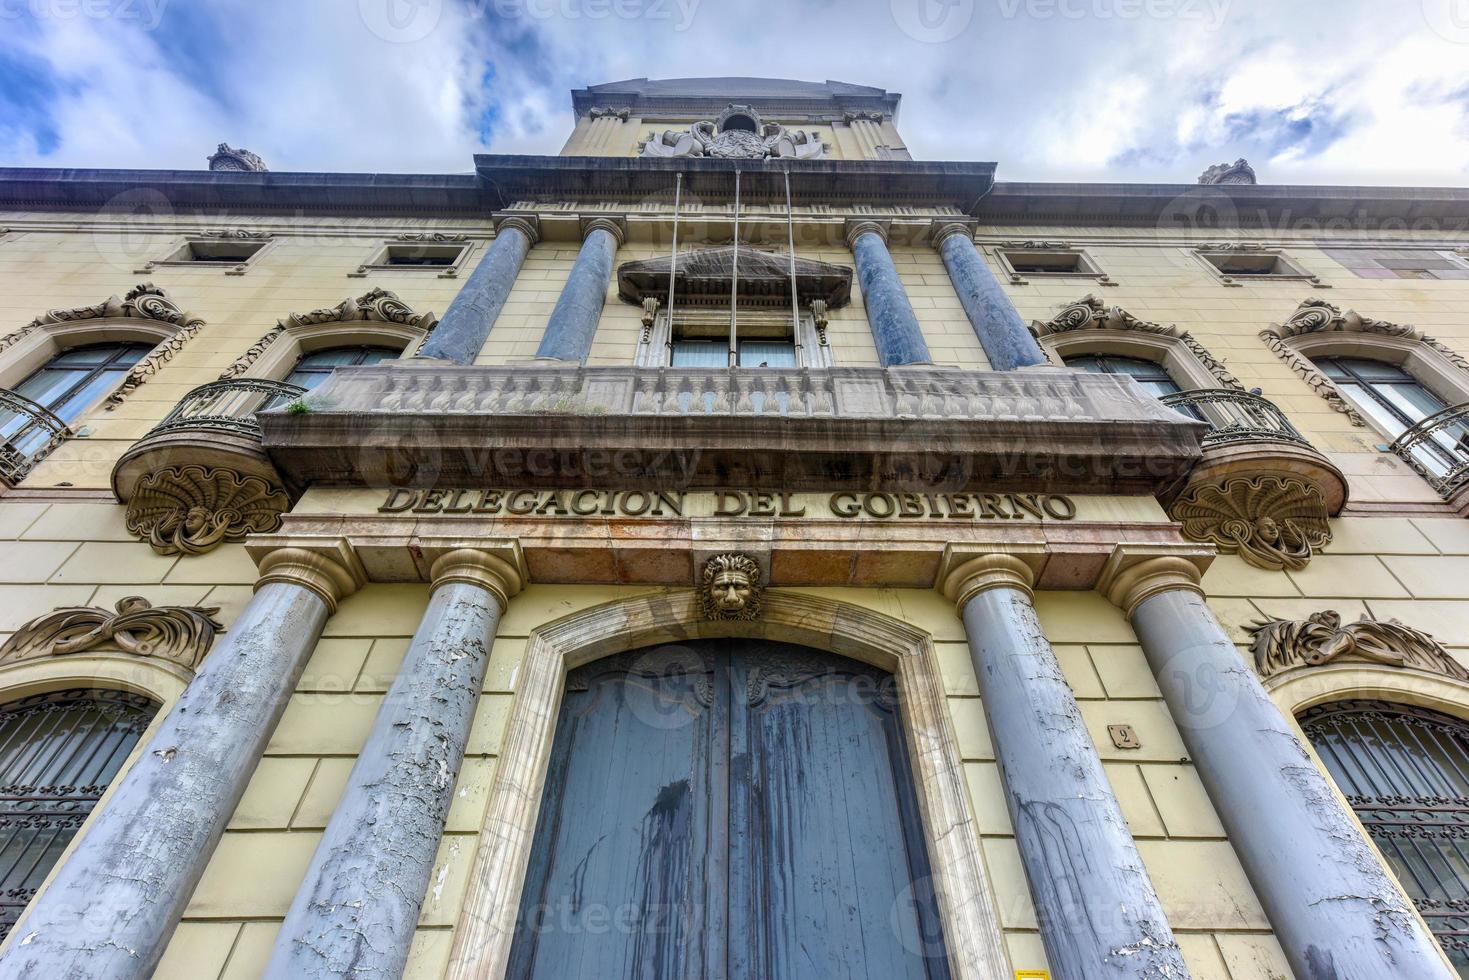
[264,582,503,980]
[962,588,1188,978]
[0,582,332,979]
[1131,589,1454,980]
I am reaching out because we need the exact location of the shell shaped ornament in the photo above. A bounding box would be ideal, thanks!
[125,464,290,556]
[1172,475,1331,572]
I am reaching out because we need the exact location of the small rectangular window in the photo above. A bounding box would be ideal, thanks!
[1195,249,1322,285]
[382,244,461,266]
[140,236,271,275]
[996,247,1108,282]
[351,239,472,277]
[179,241,263,263]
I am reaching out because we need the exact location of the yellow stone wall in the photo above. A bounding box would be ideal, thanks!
[4,208,1469,978]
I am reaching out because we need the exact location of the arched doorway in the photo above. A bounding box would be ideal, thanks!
[1300,699,1469,974]
[506,639,950,979]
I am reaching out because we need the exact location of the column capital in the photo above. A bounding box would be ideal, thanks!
[580,215,627,246]
[252,537,367,615]
[419,537,527,610]
[937,543,1048,609]
[1096,543,1211,618]
[931,220,977,250]
[844,218,890,249]
[493,213,540,245]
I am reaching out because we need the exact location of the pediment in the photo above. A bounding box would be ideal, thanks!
[618,246,851,308]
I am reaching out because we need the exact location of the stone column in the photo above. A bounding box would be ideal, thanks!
[939,546,1187,978]
[534,217,624,363]
[0,542,365,979]
[418,216,538,365]
[845,219,932,367]
[933,222,1047,371]
[1100,546,1455,980]
[265,543,524,980]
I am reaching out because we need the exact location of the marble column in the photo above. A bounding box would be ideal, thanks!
[0,543,365,979]
[939,547,1188,978]
[933,222,1047,371]
[846,220,932,367]
[1100,547,1455,980]
[265,543,523,980]
[535,217,624,363]
[418,216,538,365]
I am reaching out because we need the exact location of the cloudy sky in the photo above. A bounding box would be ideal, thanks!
[2,0,1468,185]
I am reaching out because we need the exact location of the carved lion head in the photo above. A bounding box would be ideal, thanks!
[700,553,763,621]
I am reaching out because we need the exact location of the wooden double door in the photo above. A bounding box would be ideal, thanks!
[507,639,951,980]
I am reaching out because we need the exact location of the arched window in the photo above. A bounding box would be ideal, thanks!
[283,345,400,392]
[1316,356,1468,479]
[10,342,153,425]
[0,689,159,938]
[1300,700,1469,973]
[1064,353,1183,398]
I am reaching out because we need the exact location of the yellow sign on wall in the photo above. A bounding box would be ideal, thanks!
[1015,972,1050,980]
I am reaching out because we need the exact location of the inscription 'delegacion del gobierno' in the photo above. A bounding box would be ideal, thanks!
[379,488,1079,521]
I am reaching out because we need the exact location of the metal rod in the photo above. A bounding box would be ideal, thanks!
[729,169,741,367]
[785,167,801,359]
[665,172,682,358]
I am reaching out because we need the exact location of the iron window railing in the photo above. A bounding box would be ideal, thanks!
[146,378,307,440]
[1160,388,1312,449]
[1301,700,1469,976]
[0,389,72,486]
[1389,402,1469,500]
[0,689,158,939]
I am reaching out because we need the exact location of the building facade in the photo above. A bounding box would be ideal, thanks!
[0,77,1467,979]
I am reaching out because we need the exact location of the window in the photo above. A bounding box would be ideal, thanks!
[1300,700,1469,975]
[8,342,152,425]
[144,238,271,274]
[0,689,159,939]
[1324,249,1469,281]
[996,247,1109,283]
[1318,356,1467,477]
[351,239,473,278]
[1065,354,1183,398]
[284,345,401,392]
[1195,248,1322,286]
[508,641,949,978]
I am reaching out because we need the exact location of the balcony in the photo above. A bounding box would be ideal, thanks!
[111,379,302,555]
[259,362,1206,495]
[1389,403,1469,515]
[1159,388,1347,572]
[0,389,71,487]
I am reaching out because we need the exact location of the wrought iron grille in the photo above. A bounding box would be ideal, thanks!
[0,689,158,939]
[0,389,71,486]
[1389,402,1469,501]
[1159,388,1312,449]
[1301,699,1469,975]
[147,378,306,440]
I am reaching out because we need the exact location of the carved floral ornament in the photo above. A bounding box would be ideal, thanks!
[0,284,205,410]
[1032,294,1241,388]
[1172,474,1332,572]
[1260,298,1469,427]
[0,597,224,672]
[700,553,764,621]
[1197,158,1256,184]
[1248,610,1469,682]
[219,287,438,379]
[125,464,290,556]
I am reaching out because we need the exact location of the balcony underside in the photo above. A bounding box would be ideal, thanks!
[260,364,1205,495]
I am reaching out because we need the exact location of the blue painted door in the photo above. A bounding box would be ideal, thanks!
[507,640,950,980]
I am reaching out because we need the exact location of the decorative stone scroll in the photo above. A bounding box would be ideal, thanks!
[0,596,225,671]
[700,553,763,621]
[280,286,437,332]
[1197,158,1256,184]
[641,103,824,160]
[221,288,438,378]
[1247,610,1469,681]
[1171,474,1331,571]
[208,142,267,172]
[1258,298,1469,428]
[20,284,205,410]
[1032,294,1241,388]
[587,106,632,121]
[124,464,290,556]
